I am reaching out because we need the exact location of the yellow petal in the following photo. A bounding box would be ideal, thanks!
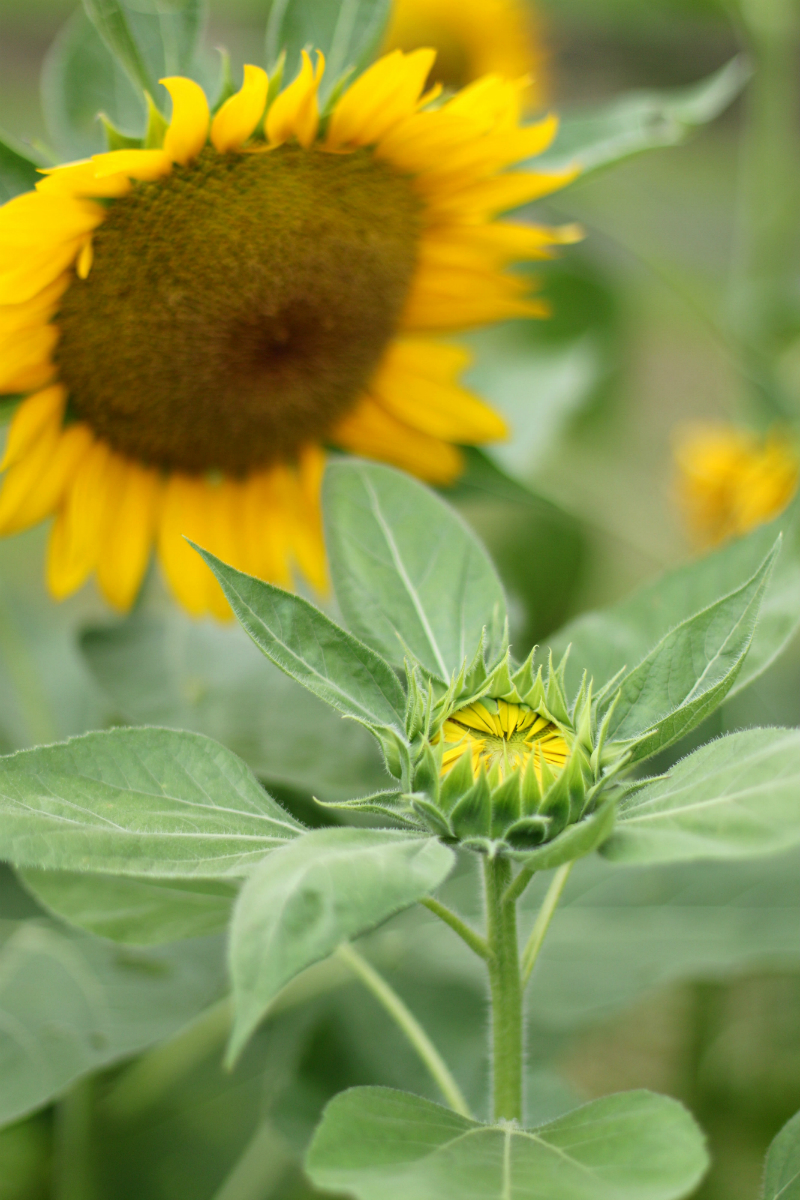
[0,192,104,246]
[327,48,436,149]
[240,468,293,588]
[157,474,231,618]
[37,160,133,199]
[91,149,173,181]
[97,459,162,611]
[211,64,269,152]
[425,166,579,218]
[333,395,463,484]
[0,240,84,306]
[0,324,59,392]
[0,275,69,336]
[46,438,122,600]
[402,260,547,330]
[161,77,211,164]
[0,421,92,536]
[371,340,507,443]
[76,239,94,279]
[287,446,329,593]
[266,51,324,149]
[0,384,66,471]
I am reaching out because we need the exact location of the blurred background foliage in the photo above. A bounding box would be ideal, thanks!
[0,1,798,1198]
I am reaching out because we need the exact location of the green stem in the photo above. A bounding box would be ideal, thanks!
[336,943,472,1118]
[521,863,573,987]
[210,1121,293,1200]
[502,862,537,907]
[52,1077,95,1200]
[104,997,231,1120]
[483,856,523,1122]
[421,897,491,960]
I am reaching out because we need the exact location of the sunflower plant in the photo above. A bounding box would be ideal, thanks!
[0,460,799,1199]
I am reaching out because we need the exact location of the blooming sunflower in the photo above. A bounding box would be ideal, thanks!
[0,49,577,618]
[384,0,548,106]
[674,422,799,547]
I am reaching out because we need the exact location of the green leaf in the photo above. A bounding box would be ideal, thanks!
[19,869,236,944]
[550,500,800,706]
[194,545,407,732]
[80,608,388,801]
[538,57,750,179]
[228,828,454,1062]
[325,460,507,679]
[762,1109,800,1200]
[0,727,301,880]
[82,0,208,105]
[604,540,779,761]
[42,10,147,158]
[265,0,392,102]
[306,1086,708,1200]
[0,135,41,203]
[602,728,800,866]
[0,923,225,1128]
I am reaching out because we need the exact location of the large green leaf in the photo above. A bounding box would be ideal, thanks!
[602,728,800,866]
[538,57,750,179]
[228,827,454,1061]
[306,1086,708,1200]
[0,922,224,1128]
[0,136,41,203]
[0,728,301,880]
[550,502,800,705]
[82,0,208,103]
[195,546,407,732]
[20,868,236,944]
[762,1109,800,1200]
[325,460,506,678]
[80,608,387,800]
[42,10,147,158]
[265,0,391,101]
[604,540,779,760]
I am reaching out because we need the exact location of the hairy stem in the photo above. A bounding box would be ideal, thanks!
[521,863,573,986]
[336,942,472,1118]
[483,856,523,1122]
[421,897,491,960]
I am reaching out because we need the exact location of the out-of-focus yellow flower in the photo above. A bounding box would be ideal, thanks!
[0,51,577,618]
[384,0,548,106]
[674,423,799,547]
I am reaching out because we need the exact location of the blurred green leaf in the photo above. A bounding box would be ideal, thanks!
[605,540,779,761]
[0,136,41,203]
[0,727,301,880]
[325,460,506,679]
[42,9,147,158]
[82,0,208,104]
[0,923,224,1128]
[306,1086,708,1200]
[228,827,454,1062]
[80,607,387,800]
[539,56,751,178]
[20,868,237,944]
[265,0,391,100]
[551,503,800,707]
[195,546,407,733]
[762,1109,800,1200]
[0,1118,48,1200]
[604,728,800,865]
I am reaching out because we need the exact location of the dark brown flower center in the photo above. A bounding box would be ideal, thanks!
[56,145,421,475]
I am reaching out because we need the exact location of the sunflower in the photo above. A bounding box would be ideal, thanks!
[674,422,799,547]
[384,0,548,106]
[439,698,569,784]
[0,49,577,618]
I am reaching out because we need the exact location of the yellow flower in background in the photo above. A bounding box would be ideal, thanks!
[440,698,569,783]
[674,423,799,547]
[384,0,548,106]
[0,50,578,619]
